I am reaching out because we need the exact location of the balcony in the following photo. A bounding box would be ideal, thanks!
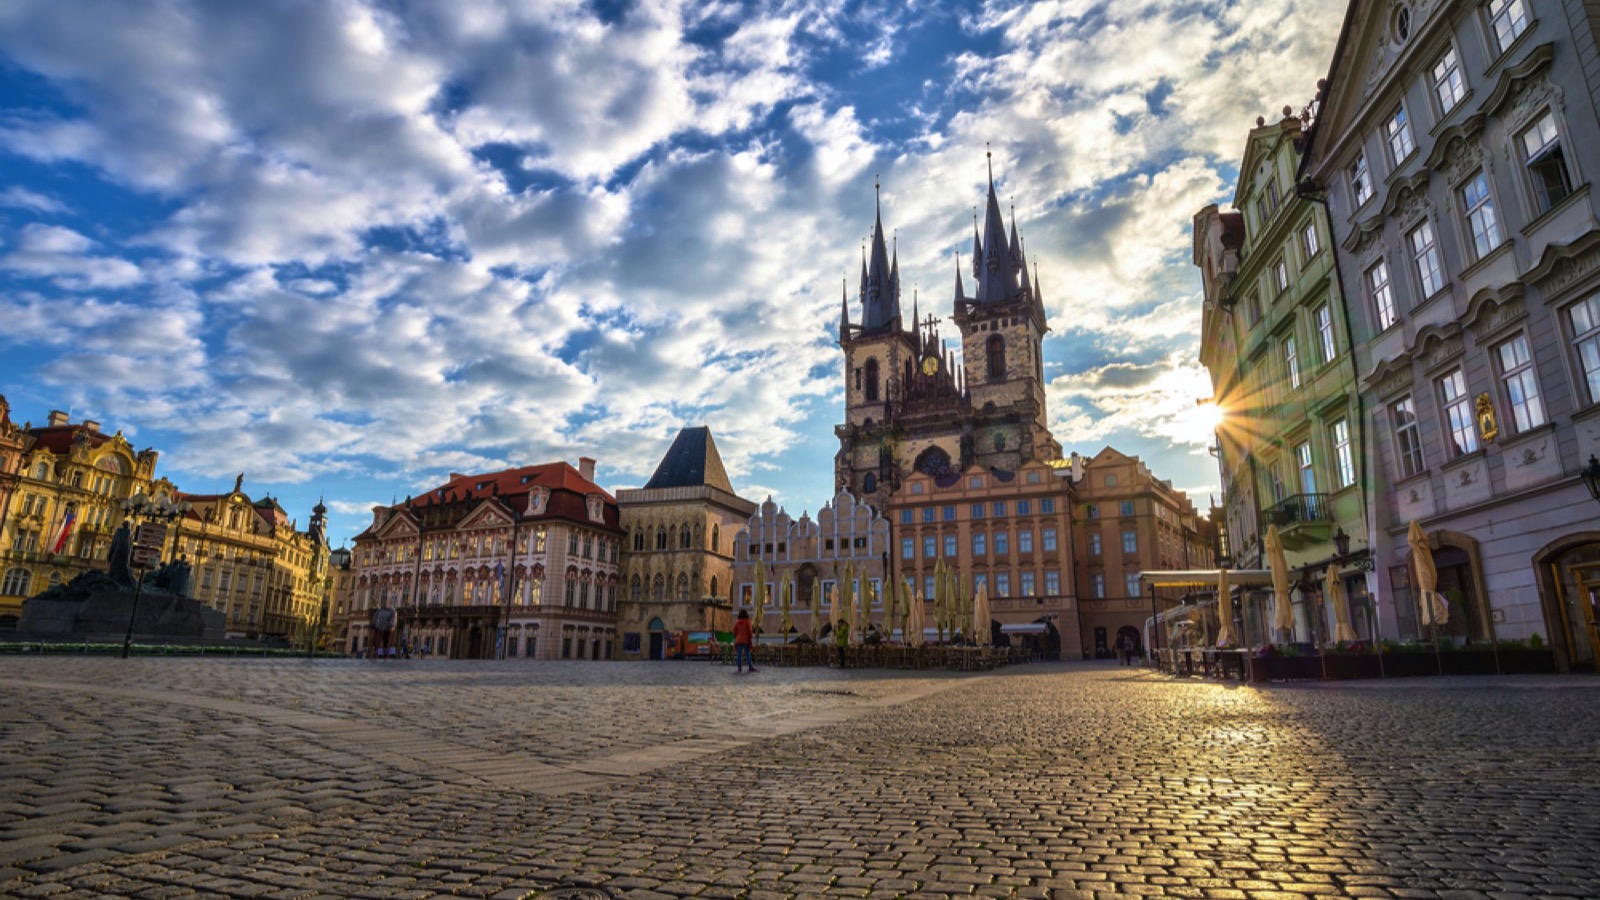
[1264,493,1331,550]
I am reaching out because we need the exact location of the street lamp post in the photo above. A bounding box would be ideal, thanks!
[120,492,192,659]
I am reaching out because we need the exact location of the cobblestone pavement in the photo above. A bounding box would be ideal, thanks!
[3,658,1600,898]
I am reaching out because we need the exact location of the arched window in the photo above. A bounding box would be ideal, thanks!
[680,526,691,549]
[865,358,880,401]
[676,573,690,599]
[4,568,32,596]
[986,335,1006,379]
[710,576,719,598]
[655,527,667,550]
[631,575,642,600]
[652,574,665,600]
[711,525,720,552]
[633,530,644,551]
[864,473,877,493]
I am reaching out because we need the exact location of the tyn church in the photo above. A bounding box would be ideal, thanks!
[835,162,1062,498]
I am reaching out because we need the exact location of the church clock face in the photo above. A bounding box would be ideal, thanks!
[921,355,940,376]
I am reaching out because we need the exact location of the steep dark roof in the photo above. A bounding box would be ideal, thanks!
[643,427,734,492]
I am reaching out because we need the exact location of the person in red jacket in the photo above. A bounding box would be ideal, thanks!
[733,609,758,673]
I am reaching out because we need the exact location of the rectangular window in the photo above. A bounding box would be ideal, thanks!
[922,507,935,523]
[970,503,984,518]
[1331,419,1355,488]
[1368,259,1397,330]
[994,531,1009,555]
[1520,111,1572,214]
[1409,219,1444,297]
[1119,500,1135,516]
[1497,333,1546,433]
[1088,532,1102,556]
[924,576,936,600]
[1247,291,1262,325]
[900,509,912,525]
[1350,152,1373,207]
[1431,46,1466,112]
[973,573,988,597]
[944,535,958,557]
[1122,530,1137,554]
[1273,257,1289,293]
[1045,571,1060,594]
[1568,295,1600,405]
[1297,441,1317,495]
[901,537,914,560]
[1285,335,1301,389]
[973,532,987,555]
[1020,572,1036,596]
[1125,573,1143,597]
[923,536,936,558]
[1042,528,1057,552]
[1301,222,1320,260]
[1085,503,1098,519]
[1461,170,1501,259]
[995,573,1010,596]
[942,505,956,521]
[1017,500,1031,515]
[992,502,1006,517]
[1391,397,1426,478]
[1091,573,1105,599]
[1385,105,1415,161]
[1438,368,1479,457]
[1040,498,1055,513]
[1019,530,1033,553]
[1316,304,1336,364]
[1488,0,1529,54]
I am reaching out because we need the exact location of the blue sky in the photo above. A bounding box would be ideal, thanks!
[0,0,1343,547]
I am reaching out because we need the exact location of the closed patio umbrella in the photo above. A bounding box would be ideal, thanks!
[1216,567,1235,647]
[1266,525,1294,642]
[808,572,821,640]
[752,559,767,638]
[1409,520,1446,627]
[973,582,992,646]
[1327,565,1357,644]
[779,571,792,639]
[908,581,926,648]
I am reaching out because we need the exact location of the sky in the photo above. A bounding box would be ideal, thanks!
[0,0,1344,547]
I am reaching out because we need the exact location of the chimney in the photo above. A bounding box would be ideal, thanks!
[47,410,69,426]
[578,457,596,482]
[83,420,101,433]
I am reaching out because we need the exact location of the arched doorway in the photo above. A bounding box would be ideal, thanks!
[466,625,484,659]
[1534,533,1600,671]
[648,616,666,661]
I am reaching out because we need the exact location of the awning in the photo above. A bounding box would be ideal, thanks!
[1138,569,1274,589]
[1000,623,1049,635]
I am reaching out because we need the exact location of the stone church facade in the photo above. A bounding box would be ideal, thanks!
[835,165,1063,501]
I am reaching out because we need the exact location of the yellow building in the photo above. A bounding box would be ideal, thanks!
[0,409,165,624]
[171,476,330,642]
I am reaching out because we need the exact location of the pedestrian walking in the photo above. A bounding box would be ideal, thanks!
[1116,634,1133,666]
[733,609,757,673]
[370,606,396,660]
[834,619,849,668]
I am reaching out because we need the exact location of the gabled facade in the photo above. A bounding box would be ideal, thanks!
[616,427,756,659]
[1070,447,1217,656]
[171,477,329,641]
[345,459,622,660]
[835,168,1062,502]
[1195,113,1374,646]
[731,491,891,639]
[0,408,164,624]
[1302,0,1600,666]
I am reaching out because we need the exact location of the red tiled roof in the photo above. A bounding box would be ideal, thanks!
[26,424,113,455]
[412,462,614,505]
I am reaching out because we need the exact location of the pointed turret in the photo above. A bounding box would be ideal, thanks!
[1018,237,1031,295]
[860,182,905,331]
[971,214,982,280]
[953,254,965,305]
[839,279,850,341]
[976,154,1019,303]
[911,289,922,352]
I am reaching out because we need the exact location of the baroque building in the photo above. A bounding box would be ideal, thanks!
[345,459,621,660]
[883,462,1081,658]
[1301,0,1600,667]
[731,491,890,638]
[834,166,1062,501]
[171,476,330,641]
[0,408,165,625]
[616,427,755,660]
[1194,111,1373,648]
[1069,447,1216,657]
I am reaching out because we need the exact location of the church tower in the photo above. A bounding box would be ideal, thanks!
[834,163,1059,499]
[952,155,1060,469]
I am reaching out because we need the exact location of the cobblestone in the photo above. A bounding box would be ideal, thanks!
[1,659,1599,896]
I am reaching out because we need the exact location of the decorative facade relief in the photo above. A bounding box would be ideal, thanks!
[1395,474,1436,523]
[1441,457,1492,510]
[1501,431,1561,493]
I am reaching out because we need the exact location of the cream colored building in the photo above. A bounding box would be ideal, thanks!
[616,427,755,660]
[171,478,330,642]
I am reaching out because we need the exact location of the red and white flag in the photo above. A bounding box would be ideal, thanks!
[51,509,77,554]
